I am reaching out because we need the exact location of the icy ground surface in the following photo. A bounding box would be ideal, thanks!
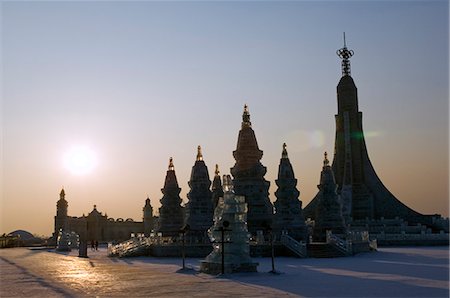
[0,246,448,297]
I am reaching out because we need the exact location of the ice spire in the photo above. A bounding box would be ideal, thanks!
[242,104,251,128]
[168,157,174,171]
[323,151,330,167]
[215,164,220,175]
[336,32,354,76]
[211,164,224,209]
[196,145,203,161]
[281,143,288,159]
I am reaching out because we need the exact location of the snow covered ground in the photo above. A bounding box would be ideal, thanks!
[1,246,448,297]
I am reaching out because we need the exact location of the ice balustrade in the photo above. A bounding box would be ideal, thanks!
[326,230,352,255]
[280,234,307,258]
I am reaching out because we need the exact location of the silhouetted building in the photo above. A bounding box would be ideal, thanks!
[211,164,224,210]
[231,105,273,236]
[312,152,347,242]
[53,188,152,243]
[184,146,214,242]
[273,143,307,241]
[143,197,153,236]
[304,38,435,226]
[157,157,185,237]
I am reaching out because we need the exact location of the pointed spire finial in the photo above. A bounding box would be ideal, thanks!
[215,164,220,175]
[282,143,288,159]
[196,145,203,161]
[60,187,65,198]
[168,157,174,171]
[336,32,354,76]
[242,104,252,128]
[323,151,330,167]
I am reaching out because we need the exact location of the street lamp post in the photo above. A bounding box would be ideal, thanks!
[180,224,190,270]
[216,221,230,275]
[268,227,276,274]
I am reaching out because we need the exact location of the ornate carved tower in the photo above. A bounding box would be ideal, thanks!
[184,146,214,241]
[157,157,185,236]
[230,105,273,235]
[312,152,346,242]
[273,143,307,241]
[305,35,432,225]
[143,197,153,236]
[211,164,224,210]
[54,188,68,234]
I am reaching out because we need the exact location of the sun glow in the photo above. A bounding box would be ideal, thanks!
[63,146,98,175]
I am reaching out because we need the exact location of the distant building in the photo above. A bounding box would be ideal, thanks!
[53,188,153,243]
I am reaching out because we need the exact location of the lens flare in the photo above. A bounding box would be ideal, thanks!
[284,129,325,152]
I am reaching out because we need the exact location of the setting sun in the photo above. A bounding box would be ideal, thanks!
[63,146,98,175]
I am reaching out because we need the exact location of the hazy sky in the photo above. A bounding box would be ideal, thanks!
[1,1,448,236]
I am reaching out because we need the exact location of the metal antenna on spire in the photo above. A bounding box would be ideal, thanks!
[336,32,354,76]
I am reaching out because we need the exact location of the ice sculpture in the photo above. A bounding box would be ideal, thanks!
[56,229,71,252]
[200,175,258,274]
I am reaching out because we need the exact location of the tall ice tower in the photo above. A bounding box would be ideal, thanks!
[305,35,433,225]
[231,105,273,235]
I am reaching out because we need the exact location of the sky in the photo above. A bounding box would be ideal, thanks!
[1,1,448,236]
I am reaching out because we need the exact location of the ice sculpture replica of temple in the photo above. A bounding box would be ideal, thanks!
[184,146,214,242]
[312,152,347,242]
[157,158,185,237]
[273,143,307,241]
[304,35,436,227]
[211,164,224,210]
[231,105,273,236]
[200,175,258,274]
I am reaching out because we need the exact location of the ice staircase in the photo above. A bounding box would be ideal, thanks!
[280,234,307,258]
[308,233,353,258]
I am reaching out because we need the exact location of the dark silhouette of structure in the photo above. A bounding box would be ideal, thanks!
[312,152,347,242]
[304,35,435,226]
[157,157,185,236]
[273,143,307,241]
[184,146,214,242]
[211,164,224,210]
[143,197,153,236]
[230,105,273,236]
[53,188,152,243]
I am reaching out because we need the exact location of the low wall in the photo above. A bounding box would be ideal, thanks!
[371,233,449,246]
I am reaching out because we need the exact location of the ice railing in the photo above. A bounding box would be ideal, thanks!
[108,236,150,257]
[280,234,307,258]
[108,234,212,257]
[326,231,352,256]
